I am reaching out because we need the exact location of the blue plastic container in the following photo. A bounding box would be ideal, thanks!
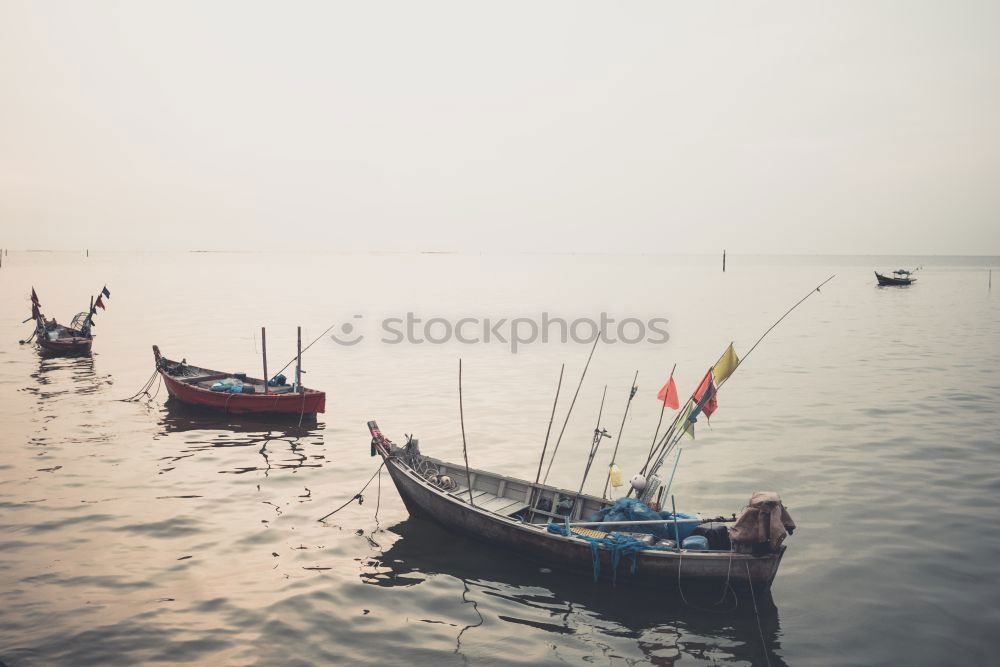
[682,535,709,550]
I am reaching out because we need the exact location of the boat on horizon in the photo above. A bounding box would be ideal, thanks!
[875,269,917,286]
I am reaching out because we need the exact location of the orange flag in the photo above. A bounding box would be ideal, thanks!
[656,375,679,410]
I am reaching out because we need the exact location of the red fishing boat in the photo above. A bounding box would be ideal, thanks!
[25,286,109,356]
[153,345,326,416]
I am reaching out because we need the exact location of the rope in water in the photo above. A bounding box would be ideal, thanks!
[317,458,388,522]
[746,560,772,667]
[120,369,159,402]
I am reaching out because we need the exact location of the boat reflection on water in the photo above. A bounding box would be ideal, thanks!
[158,395,320,431]
[154,401,326,476]
[28,354,110,399]
[361,517,786,666]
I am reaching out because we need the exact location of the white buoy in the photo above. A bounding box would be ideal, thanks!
[630,473,647,491]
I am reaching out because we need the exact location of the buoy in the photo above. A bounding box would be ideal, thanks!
[630,473,647,491]
[609,464,623,488]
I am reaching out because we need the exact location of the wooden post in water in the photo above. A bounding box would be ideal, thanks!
[261,327,269,394]
[296,326,302,391]
[722,249,726,272]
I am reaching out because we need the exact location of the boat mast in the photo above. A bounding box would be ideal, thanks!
[296,326,302,392]
[261,327,269,395]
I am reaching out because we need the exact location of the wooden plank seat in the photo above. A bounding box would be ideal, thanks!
[449,487,530,517]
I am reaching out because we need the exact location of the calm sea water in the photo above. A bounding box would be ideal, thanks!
[1,252,998,666]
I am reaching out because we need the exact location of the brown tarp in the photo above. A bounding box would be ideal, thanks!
[728,491,796,552]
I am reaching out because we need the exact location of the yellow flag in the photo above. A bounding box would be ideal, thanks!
[712,343,739,384]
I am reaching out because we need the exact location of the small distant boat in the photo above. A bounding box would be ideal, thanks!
[366,421,791,593]
[25,286,110,356]
[35,311,94,355]
[153,345,325,416]
[875,269,917,286]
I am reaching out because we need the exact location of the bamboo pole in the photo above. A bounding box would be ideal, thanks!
[722,249,726,272]
[542,336,600,484]
[262,327,269,394]
[296,326,302,391]
[575,385,609,497]
[534,364,564,484]
[644,275,836,483]
[459,359,474,506]
[602,371,638,498]
[644,363,676,468]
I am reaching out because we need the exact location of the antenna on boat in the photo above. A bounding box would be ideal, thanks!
[601,370,638,498]
[642,275,836,484]
[458,359,475,507]
[541,335,600,485]
[534,364,564,484]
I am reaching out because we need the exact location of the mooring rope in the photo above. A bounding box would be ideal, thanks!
[120,369,158,402]
[317,458,388,522]
[746,560,772,667]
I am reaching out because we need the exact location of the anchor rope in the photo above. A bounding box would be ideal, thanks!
[120,369,158,402]
[317,458,388,522]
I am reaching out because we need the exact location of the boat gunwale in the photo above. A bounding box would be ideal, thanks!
[155,350,324,397]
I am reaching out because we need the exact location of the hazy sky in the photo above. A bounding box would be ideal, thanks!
[1,1,998,254]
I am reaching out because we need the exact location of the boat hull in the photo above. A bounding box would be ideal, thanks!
[36,335,93,356]
[380,452,784,593]
[159,371,325,415]
[875,271,914,286]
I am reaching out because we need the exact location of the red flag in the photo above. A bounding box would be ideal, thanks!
[95,295,105,310]
[693,369,718,419]
[656,375,679,410]
[31,288,39,306]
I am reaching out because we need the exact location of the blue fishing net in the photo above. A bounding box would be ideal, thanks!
[547,522,673,585]
[589,497,699,541]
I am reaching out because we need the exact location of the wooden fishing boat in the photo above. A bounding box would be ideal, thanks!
[26,286,109,356]
[153,345,325,416]
[875,269,916,286]
[35,313,94,355]
[367,421,788,594]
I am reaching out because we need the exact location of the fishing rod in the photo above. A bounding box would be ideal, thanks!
[271,321,339,379]
[534,364,564,484]
[541,336,600,485]
[572,385,611,512]
[643,275,835,484]
[577,385,610,495]
[602,371,638,498]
